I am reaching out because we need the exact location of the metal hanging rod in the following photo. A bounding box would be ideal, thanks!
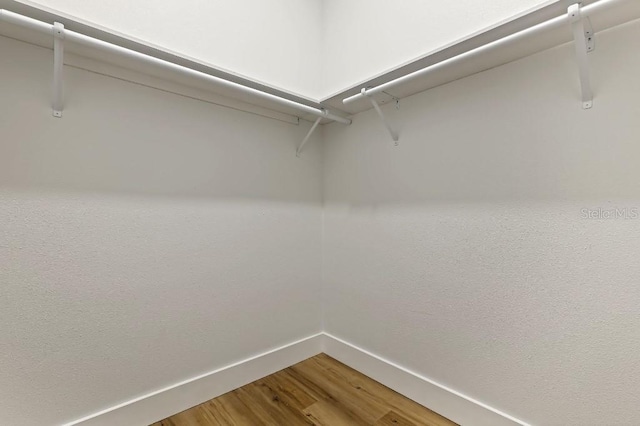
[343,0,624,107]
[0,9,352,125]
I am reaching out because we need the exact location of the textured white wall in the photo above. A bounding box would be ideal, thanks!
[320,0,553,97]
[0,36,323,426]
[322,19,640,426]
[17,0,324,99]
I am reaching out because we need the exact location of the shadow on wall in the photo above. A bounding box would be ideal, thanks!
[323,22,640,208]
[0,36,322,204]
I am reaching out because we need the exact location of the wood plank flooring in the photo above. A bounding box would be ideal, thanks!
[151,353,457,426]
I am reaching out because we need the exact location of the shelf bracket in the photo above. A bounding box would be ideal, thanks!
[296,116,322,157]
[364,89,399,145]
[52,21,64,117]
[568,3,593,110]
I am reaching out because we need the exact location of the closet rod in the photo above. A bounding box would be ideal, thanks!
[0,9,352,125]
[343,0,624,105]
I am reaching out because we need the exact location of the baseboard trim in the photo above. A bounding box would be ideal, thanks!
[321,333,531,426]
[63,332,530,426]
[63,332,324,426]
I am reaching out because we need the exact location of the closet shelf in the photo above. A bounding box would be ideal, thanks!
[324,0,640,118]
[0,9,352,127]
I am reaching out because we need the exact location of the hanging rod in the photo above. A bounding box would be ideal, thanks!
[0,9,352,125]
[343,0,624,106]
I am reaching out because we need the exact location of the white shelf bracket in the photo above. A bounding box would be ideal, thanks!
[296,116,322,157]
[52,21,64,118]
[568,3,593,109]
[363,89,399,145]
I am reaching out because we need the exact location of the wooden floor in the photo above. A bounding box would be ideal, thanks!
[151,353,457,426]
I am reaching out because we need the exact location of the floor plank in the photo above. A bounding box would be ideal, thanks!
[293,356,389,423]
[375,411,419,426]
[151,353,457,426]
[311,354,453,426]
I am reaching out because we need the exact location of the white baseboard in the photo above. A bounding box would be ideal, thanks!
[63,333,324,426]
[321,333,530,426]
[63,332,529,426]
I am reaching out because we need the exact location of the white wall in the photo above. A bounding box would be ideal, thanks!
[0,35,323,426]
[17,0,324,99]
[322,19,640,426]
[320,0,553,97]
